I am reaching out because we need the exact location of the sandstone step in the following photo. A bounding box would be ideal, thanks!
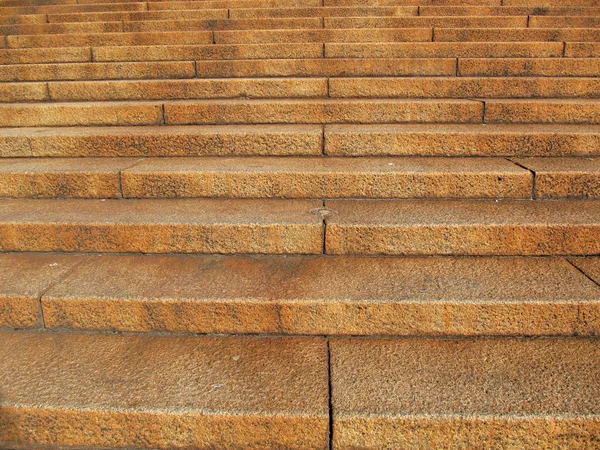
[6,30,214,48]
[328,77,600,98]
[212,28,433,44]
[0,82,47,102]
[0,101,164,126]
[3,100,596,127]
[0,61,196,81]
[484,99,600,124]
[324,199,600,255]
[46,78,328,101]
[326,42,564,58]
[513,157,600,199]
[145,0,321,10]
[0,125,323,157]
[458,58,600,77]
[145,0,320,10]
[434,27,600,42]
[0,13,47,24]
[161,99,484,125]
[0,198,324,253]
[2,124,597,157]
[93,43,324,62]
[4,253,590,335]
[47,9,230,22]
[504,0,600,5]
[119,156,531,199]
[325,0,501,5]
[325,16,528,28]
[0,252,84,329]
[325,124,600,156]
[0,2,146,15]
[227,6,417,18]
[0,47,91,64]
[530,15,600,27]
[566,42,600,57]
[0,332,329,449]
[122,17,323,32]
[331,337,600,449]
[0,21,123,35]
[194,58,457,77]
[0,157,140,198]
[420,6,600,15]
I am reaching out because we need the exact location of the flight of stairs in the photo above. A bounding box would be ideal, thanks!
[2,0,600,448]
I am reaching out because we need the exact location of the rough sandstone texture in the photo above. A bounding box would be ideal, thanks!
[0,157,140,198]
[331,338,600,450]
[0,199,324,253]
[93,43,324,62]
[41,254,600,335]
[0,332,329,449]
[325,199,600,255]
[324,124,600,157]
[514,157,600,199]
[120,156,532,199]
[163,99,484,125]
[0,254,83,329]
[0,125,323,157]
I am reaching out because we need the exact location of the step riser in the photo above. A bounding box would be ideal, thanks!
[0,157,533,199]
[5,125,599,158]
[1,199,600,255]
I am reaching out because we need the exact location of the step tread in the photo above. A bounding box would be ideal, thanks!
[0,331,328,449]
[35,253,600,334]
[331,337,600,448]
[513,157,600,199]
[325,199,600,255]
[0,198,324,253]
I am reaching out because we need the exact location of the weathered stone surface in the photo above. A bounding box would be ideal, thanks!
[48,78,328,101]
[214,28,432,44]
[568,257,600,334]
[0,61,196,81]
[325,124,600,157]
[164,99,483,124]
[7,31,213,48]
[326,42,564,58]
[420,6,600,15]
[565,42,600,57]
[0,47,91,64]
[123,18,322,32]
[325,199,600,255]
[47,9,229,23]
[0,253,83,329]
[195,58,456,77]
[0,82,47,102]
[0,199,323,253]
[459,58,600,77]
[514,157,600,199]
[94,43,323,62]
[485,100,600,124]
[329,77,600,98]
[435,27,600,42]
[0,125,322,157]
[229,6,417,17]
[0,21,122,35]
[326,16,527,28]
[121,157,531,199]
[0,332,328,449]
[331,337,600,449]
[42,254,600,335]
[530,15,600,27]
[0,101,163,127]
[0,158,140,198]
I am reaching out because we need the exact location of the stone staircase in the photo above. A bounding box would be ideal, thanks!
[1,0,600,448]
